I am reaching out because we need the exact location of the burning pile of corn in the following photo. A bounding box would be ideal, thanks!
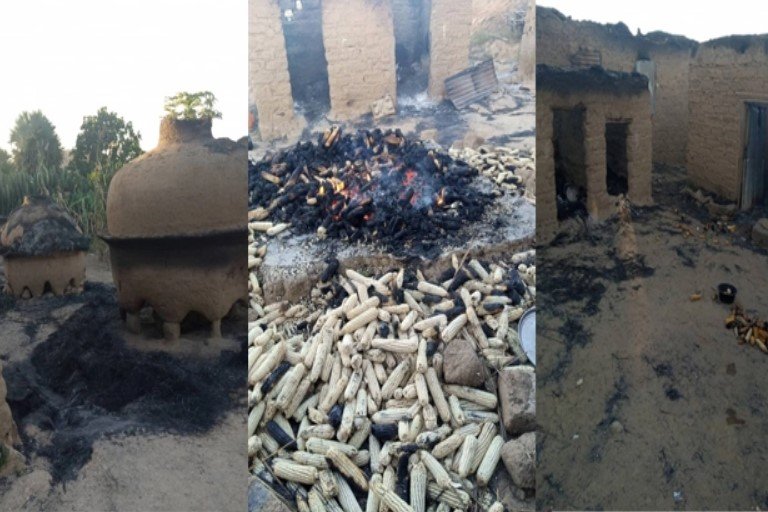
[449,145,534,195]
[248,251,535,511]
[726,307,768,353]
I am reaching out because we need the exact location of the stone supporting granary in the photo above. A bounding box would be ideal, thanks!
[687,36,768,207]
[321,0,397,120]
[427,0,473,98]
[536,6,696,167]
[537,66,653,241]
[249,0,304,140]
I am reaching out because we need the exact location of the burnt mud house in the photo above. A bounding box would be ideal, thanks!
[537,66,652,239]
[687,35,768,209]
[538,6,768,239]
[249,0,482,140]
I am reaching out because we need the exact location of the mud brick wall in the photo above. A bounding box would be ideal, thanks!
[536,6,694,166]
[643,46,692,166]
[537,87,652,242]
[249,0,303,141]
[517,0,535,84]
[322,0,397,120]
[428,0,473,98]
[687,37,768,201]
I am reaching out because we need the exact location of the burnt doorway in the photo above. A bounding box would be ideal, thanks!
[281,0,331,121]
[605,121,630,196]
[742,102,768,209]
[393,0,431,98]
[553,107,587,220]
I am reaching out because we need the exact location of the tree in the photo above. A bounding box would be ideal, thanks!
[0,148,12,175]
[69,107,143,176]
[163,91,222,120]
[9,111,63,173]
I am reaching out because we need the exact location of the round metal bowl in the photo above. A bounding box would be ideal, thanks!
[518,307,536,366]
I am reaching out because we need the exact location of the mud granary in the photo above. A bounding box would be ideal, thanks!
[249,0,531,140]
[537,6,768,239]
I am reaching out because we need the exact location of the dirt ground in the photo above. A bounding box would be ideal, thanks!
[0,253,247,512]
[537,166,768,510]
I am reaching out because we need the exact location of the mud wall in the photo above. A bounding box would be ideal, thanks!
[517,0,535,84]
[428,0,473,98]
[538,87,653,242]
[249,0,304,141]
[322,0,397,120]
[536,7,695,166]
[687,38,768,201]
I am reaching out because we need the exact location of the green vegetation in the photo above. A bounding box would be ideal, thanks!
[1,108,144,241]
[163,91,222,121]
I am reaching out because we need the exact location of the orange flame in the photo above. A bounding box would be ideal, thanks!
[436,187,446,207]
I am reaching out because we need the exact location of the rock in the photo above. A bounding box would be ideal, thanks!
[248,477,291,512]
[752,218,768,250]
[705,200,737,218]
[443,339,485,387]
[462,131,485,150]
[501,433,535,489]
[419,129,438,142]
[498,366,536,435]
[371,95,396,120]
[492,465,535,511]
[610,420,624,434]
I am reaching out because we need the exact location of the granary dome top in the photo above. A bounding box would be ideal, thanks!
[0,196,90,257]
[105,117,247,239]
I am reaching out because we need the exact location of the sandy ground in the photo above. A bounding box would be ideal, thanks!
[537,167,768,510]
[0,253,247,512]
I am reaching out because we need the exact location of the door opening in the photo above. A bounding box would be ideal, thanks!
[553,107,588,220]
[605,121,630,196]
[742,102,768,209]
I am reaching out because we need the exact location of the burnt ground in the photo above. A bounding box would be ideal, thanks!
[0,254,246,511]
[536,166,768,510]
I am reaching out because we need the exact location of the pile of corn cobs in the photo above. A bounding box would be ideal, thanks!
[248,252,535,512]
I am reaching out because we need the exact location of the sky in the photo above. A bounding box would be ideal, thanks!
[537,0,768,43]
[0,0,247,152]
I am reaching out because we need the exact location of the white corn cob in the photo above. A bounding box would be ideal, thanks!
[443,385,497,409]
[415,338,428,373]
[417,281,448,297]
[410,461,427,512]
[432,433,464,459]
[335,472,363,512]
[341,308,379,335]
[371,481,415,512]
[366,474,383,512]
[475,436,503,486]
[369,434,382,473]
[425,368,451,423]
[413,315,447,332]
[448,395,465,426]
[372,408,413,424]
[372,337,419,353]
[306,437,358,457]
[470,423,498,473]
[319,469,339,497]
[440,314,467,342]
[381,359,411,399]
[456,435,477,478]
[273,459,319,485]
[414,373,429,406]
[292,450,330,469]
[327,447,369,490]
[420,450,453,489]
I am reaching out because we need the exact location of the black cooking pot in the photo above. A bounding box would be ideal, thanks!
[718,283,737,304]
